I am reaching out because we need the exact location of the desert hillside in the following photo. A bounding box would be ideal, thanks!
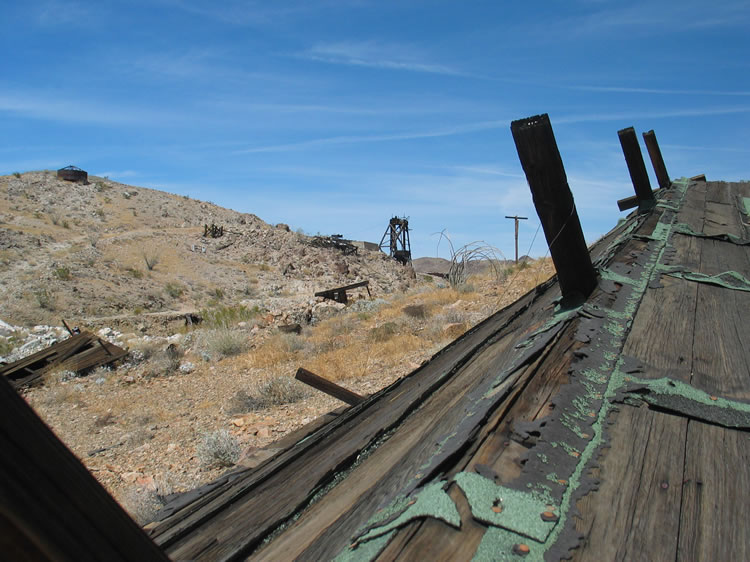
[0,170,554,525]
[0,171,414,332]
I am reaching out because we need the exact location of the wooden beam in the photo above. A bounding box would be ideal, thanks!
[0,375,169,561]
[690,174,707,182]
[642,130,671,188]
[295,368,365,406]
[618,126,656,211]
[510,113,597,303]
[618,189,659,212]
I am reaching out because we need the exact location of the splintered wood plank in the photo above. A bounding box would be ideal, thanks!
[572,405,686,561]
[621,237,699,383]
[691,239,750,400]
[678,422,750,560]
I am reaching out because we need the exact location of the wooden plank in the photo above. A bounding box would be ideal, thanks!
[295,368,365,406]
[691,239,750,400]
[642,130,671,189]
[0,374,169,561]
[678,422,750,560]
[511,113,597,302]
[617,127,655,210]
[573,405,686,561]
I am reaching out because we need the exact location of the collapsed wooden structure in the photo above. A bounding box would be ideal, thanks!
[2,116,749,560]
[0,329,128,388]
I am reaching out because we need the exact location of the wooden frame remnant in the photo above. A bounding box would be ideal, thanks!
[0,331,128,388]
[295,368,366,406]
[618,126,656,212]
[314,280,371,304]
[510,113,597,303]
[642,130,671,188]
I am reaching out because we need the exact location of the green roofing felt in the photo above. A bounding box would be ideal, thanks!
[664,270,750,291]
[743,197,750,216]
[454,472,557,542]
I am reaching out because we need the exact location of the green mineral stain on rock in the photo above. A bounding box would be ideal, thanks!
[455,472,557,542]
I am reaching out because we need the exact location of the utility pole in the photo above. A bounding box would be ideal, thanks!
[505,215,528,263]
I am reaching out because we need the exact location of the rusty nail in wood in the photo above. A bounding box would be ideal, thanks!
[541,511,558,522]
[513,543,531,556]
[492,499,503,513]
[710,396,718,401]
[557,479,568,485]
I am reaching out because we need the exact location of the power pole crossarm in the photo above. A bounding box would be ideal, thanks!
[505,215,528,263]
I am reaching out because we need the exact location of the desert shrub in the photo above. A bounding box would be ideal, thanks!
[457,283,476,294]
[369,322,398,343]
[200,328,248,358]
[62,220,70,229]
[54,266,72,280]
[12,172,21,178]
[145,345,182,377]
[129,340,160,362]
[49,212,61,226]
[119,476,173,525]
[120,488,163,526]
[164,282,184,299]
[281,333,306,352]
[256,376,310,407]
[199,304,259,329]
[403,304,428,319]
[211,287,224,299]
[197,429,241,468]
[226,390,262,415]
[33,287,55,310]
[126,267,144,279]
[143,252,160,271]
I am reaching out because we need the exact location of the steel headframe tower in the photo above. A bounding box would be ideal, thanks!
[379,216,412,265]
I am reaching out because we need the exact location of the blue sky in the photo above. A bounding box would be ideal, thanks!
[2,1,749,259]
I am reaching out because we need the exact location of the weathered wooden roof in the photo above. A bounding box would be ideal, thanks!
[145,177,750,560]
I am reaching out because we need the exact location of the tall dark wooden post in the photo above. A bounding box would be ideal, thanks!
[642,130,670,188]
[505,215,528,263]
[510,114,597,303]
[618,127,656,211]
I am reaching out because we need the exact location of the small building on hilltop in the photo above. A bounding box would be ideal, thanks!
[56,165,88,184]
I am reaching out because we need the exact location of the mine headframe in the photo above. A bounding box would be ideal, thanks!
[379,216,411,265]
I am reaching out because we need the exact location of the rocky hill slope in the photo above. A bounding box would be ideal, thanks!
[0,171,413,332]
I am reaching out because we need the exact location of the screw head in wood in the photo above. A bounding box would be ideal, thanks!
[541,511,558,522]
[513,543,531,556]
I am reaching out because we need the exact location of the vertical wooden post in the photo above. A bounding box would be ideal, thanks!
[510,114,597,303]
[505,215,528,263]
[642,130,670,189]
[618,127,656,211]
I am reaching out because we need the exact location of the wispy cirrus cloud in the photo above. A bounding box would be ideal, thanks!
[571,85,750,96]
[234,119,507,153]
[555,105,750,124]
[0,90,175,126]
[298,41,466,76]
